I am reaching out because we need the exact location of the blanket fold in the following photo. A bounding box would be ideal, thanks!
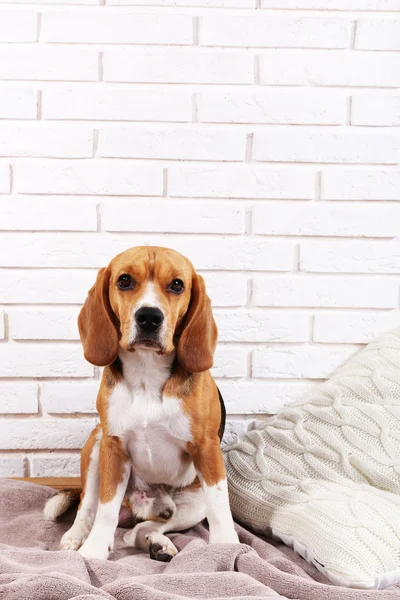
[0,479,398,600]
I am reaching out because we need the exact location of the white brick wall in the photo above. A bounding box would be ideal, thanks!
[0,2,399,476]
[356,19,400,50]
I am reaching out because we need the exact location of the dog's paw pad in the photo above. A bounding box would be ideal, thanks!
[149,542,174,562]
[146,534,177,562]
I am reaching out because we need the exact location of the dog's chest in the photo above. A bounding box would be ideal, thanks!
[106,351,195,486]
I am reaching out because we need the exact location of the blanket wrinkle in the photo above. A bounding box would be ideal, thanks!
[0,479,399,600]
[0,572,114,600]
[102,571,282,599]
[236,553,400,600]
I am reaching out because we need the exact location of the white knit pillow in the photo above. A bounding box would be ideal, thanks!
[224,326,400,589]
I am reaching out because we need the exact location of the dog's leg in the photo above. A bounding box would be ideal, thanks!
[59,426,101,551]
[78,435,130,560]
[124,483,206,562]
[189,440,239,545]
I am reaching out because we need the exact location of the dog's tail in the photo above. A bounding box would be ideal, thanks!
[43,489,81,521]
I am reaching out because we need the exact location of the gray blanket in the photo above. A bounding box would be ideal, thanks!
[0,479,399,600]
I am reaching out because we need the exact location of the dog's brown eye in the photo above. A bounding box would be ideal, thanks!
[117,274,135,291]
[168,279,184,294]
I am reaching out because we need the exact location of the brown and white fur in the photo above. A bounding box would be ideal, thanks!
[44,246,239,561]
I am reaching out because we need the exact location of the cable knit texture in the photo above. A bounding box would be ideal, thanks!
[224,327,400,589]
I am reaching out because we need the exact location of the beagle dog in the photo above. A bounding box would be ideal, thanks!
[44,246,239,561]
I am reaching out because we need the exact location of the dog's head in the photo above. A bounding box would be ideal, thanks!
[78,246,217,373]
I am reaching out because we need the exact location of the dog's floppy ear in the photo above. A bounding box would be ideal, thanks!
[177,273,217,373]
[78,267,119,367]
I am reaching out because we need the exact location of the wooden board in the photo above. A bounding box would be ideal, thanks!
[11,477,81,490]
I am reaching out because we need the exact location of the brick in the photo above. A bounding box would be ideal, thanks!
[314,312,400,344]
[212,346,248,378]
[166,236,295,271]
[15,160,163,195]
[42,88,192,122]
[253,345,358,379]
[253,275,398,309]
[352,95,400,127]
[301,241,400,274]
[103,48,253,84]
[356,19,400,51]
[260,51,400,87]
[0,46,98,81]
[0,124,93,158]
[41,380,98,414]
[0,197,97,231]
[0,344,93,377]
[0,10,37,41]
[168,166,314,199]
[0,456,25,477]
[8,307,80,340]
[0,88,37,119]
[253,127,400,165]
[261,0,400,7]
[200,16,348,49]
[41,12,192,44]
[0,233,146,268]
[0,233,294,272]
[30,453,81,477]
[0,382,38,413]
[1,0,97,4]
[322,170,400,201]
[198,89,346,125]
[0,269,96,304]
[214,310,309,343]
[108,0,254,5]
[0,162,10,193]
[98,126,245,161]
[0,418,95,449]
[217,379,312,414]
[104,200,245,234]
[202,273,248,307]
[254,202,400,237]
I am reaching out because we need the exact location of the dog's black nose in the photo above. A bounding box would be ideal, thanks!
[135,307,164,333]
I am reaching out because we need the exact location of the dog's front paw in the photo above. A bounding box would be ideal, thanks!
[78,541,111,560]
[59,526,88,551]
[59,536,82,551]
